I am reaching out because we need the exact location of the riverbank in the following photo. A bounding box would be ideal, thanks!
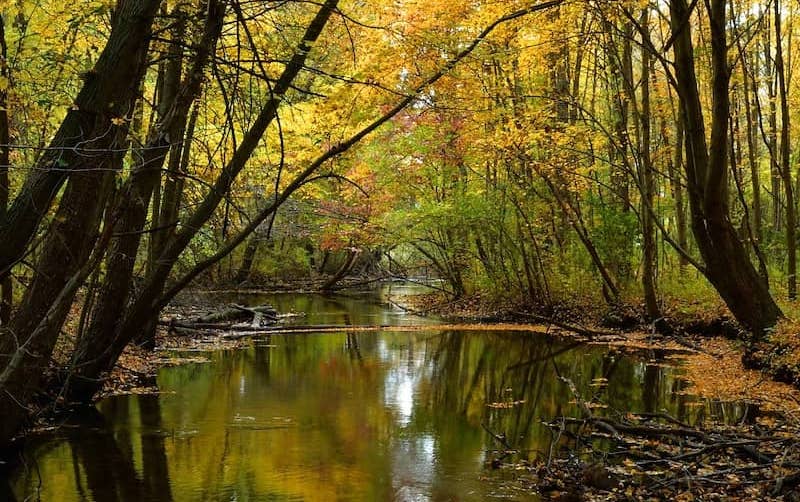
[79,286,799,421]
[388,292,800,499]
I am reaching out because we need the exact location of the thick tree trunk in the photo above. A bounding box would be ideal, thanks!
[0,0,159,444]
[670,0,782,334]
[0,0,162,275]
[0,15,10,326]
[0,168,119,444]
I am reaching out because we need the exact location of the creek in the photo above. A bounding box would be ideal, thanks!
[5,285,748,501]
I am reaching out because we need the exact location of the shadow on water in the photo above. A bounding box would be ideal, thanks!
[5,291,755,501]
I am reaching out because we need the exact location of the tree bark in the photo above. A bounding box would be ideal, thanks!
[665,115,688,271]
[737,28,763,245]
[0,0,160,444]
[65,1,225,400]
[65,0,342,402]
[235,236,261,284]
[321,248,361,291]
[764,10,782,232]
[638,8,659,322]
[0,15,10,326]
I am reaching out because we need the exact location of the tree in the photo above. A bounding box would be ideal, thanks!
[0,0,162,445]
[669,0,782,333]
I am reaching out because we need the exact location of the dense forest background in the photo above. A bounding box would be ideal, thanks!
[1,0,800,444]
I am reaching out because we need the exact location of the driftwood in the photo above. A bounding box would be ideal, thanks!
[161,304,278,333]
[160,322,396,334]
[191,304,276,324]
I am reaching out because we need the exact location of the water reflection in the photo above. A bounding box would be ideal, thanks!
[9,397,172,502]
[10,327,718,501]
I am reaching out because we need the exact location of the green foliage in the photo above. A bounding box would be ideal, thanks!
[252,242,313,282]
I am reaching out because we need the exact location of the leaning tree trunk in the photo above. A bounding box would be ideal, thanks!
[0,0,160,445]
[0,162,120,444]
[321,249,361,291]
[0,15,10,326]
[670,0,782,335]
[65,1,226,400]
[0,0,162,276]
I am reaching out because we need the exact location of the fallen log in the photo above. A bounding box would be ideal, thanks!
[191,304,277,324]
[158,320,397,333]
[513,312,622,339]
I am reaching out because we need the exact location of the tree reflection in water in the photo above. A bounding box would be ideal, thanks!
[9,328,746,501]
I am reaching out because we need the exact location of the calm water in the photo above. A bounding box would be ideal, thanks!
[4,289,742,501]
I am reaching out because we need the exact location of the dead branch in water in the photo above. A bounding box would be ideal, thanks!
[514,312,623,340]
[529,376,800,498]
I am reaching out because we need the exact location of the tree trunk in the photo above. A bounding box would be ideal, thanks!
[774,0,796,299]
[0,0,162,275]
[65,0,341,403]
[321,249,361,291]
[235,237,261,284]
[0,168,119,443]
[601,15,633,282]
[665,116,688,270]
[670,0,782,335]
[0,0,160,444]
[149,8,189,268]
[737,31,763,245]
[65,1,225,400]
[0,15,10,326]
[638,9,659,322]
[541,174,620,301]
[764,11,782,232]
